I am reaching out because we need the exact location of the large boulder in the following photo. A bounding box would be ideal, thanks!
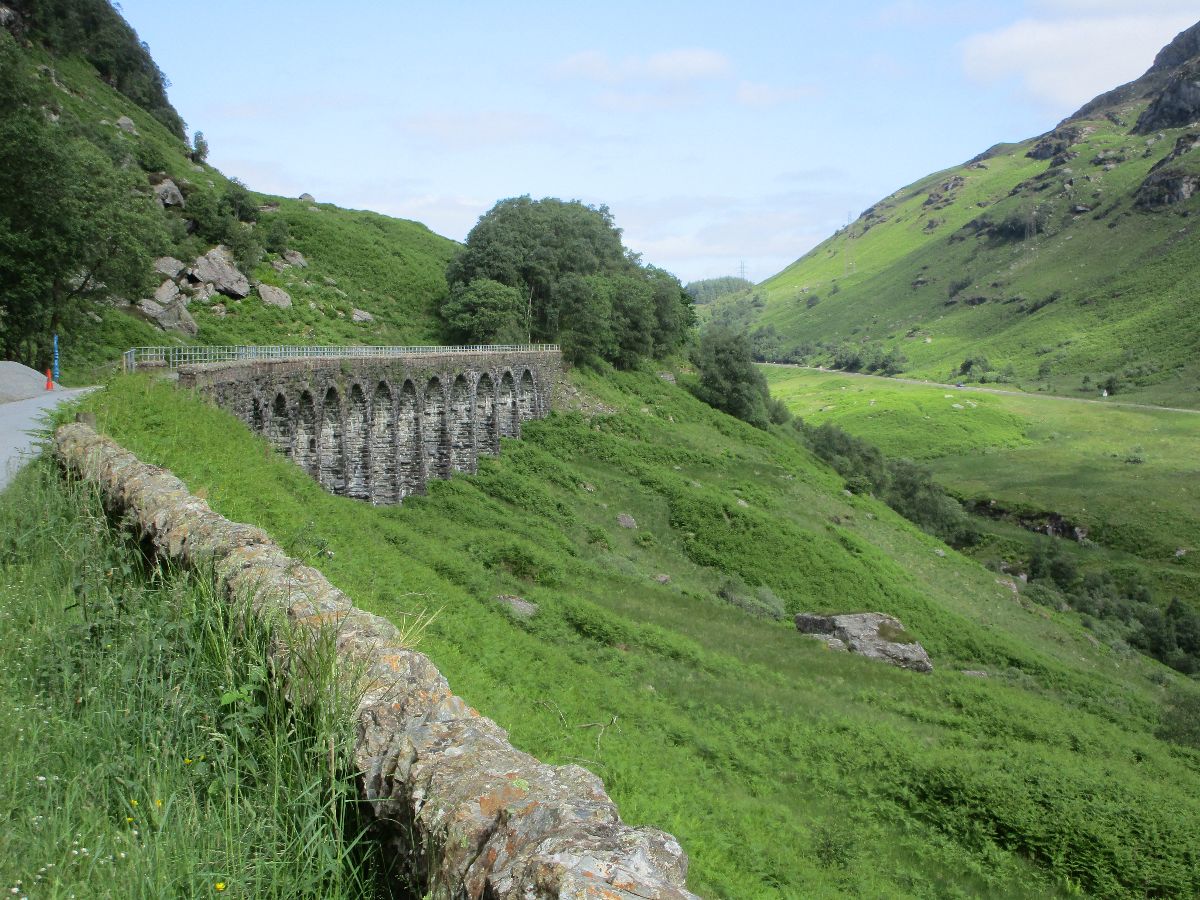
[190,246,250,298]
[137,297,197,336]
[153,256,186,278]
[795,612,933,673]
[351,308,374,322]
[115,115,137,134]
[154,179,185,209]
[258,283,292,309]
[282,249,308,268]
[157,300,198,336]
[153,279,180,305]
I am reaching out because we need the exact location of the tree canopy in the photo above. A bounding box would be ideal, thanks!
[689,327,776,428]
[444,196,693,367]
[0,31,164,365]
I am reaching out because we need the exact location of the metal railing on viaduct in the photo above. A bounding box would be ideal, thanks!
[121,343,560,372]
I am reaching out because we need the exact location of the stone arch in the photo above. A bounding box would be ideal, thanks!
[422,377,448,482]
[268,392,292,458]
[250,396,265,434]
[474,373,498,456]
[498,370,518,439]
[369,382,398,505]
[319,386,345,494]
[449,374,474,474]
[398,380,421,498]
[346,384,369,500]
[295,391,317,475]
[518,369,537,427]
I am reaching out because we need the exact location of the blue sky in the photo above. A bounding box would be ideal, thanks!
[117,0,1196,283]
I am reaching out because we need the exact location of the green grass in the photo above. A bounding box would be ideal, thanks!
[764,366,1200,590]
[0,461,380,899]
[63,369,1200,898]
[717,107,1200,406]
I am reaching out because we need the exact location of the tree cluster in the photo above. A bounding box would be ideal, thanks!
[0,31,164,365]
[795,419,977,545]
[689,327,790,429]
[684,276,754,305]
[442,196,694,367]
[1024,539,1200,675]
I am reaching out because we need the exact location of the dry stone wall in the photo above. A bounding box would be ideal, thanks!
[177,350,560,504]
[54,422,697,900]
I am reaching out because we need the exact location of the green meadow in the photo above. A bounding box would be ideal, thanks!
[764,365,1200,642]
[28,369,1195,898]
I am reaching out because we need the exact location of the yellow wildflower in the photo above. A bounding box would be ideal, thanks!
[215,882,226,892]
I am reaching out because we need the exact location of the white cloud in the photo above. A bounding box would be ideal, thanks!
[1033,0,1197,14]
[962,12,1196,110]
[736,80,818,108]
[554,48,731,84]
[401,111,565,149]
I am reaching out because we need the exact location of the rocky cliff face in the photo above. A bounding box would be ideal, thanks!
[1064,21,1200,131]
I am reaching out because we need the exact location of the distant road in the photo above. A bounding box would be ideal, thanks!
[761,364,1200,416]
[0,388,96,492]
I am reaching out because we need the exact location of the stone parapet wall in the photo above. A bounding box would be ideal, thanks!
[54,422,697,900]
[177,350,561,504]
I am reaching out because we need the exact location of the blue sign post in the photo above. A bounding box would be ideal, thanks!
[52,333,59,385]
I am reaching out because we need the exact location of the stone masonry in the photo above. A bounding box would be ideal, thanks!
[178,350,560,504]
[54,422,697,900]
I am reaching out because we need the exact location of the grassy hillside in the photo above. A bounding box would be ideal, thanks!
[716,29,1200,408]
[65,370,1200,898]
[3,30,456,383]
[764,366,1200,661]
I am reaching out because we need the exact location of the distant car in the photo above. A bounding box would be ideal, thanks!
[955,382,965,388]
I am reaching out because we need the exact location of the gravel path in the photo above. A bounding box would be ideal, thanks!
[1,388,96,492]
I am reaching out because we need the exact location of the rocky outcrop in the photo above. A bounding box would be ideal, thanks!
[115,115,137,134]
[190,246,250,298]
[53,423,696,900]
[1135,58,1200,134]
[795,612,933,673]
[136,297,197,336]
[154,179,185,208]
[1026,126,1080,161]
[1135,133,1200,208]
[351,308,374,323]
[154,256,186,278]
[153,279,180,305]
[257,283,292,309]
[282,249,308,268]
[495,594,538,619]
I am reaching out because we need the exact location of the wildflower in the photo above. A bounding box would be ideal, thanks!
[125,817,133,823]
[154,799,162,808]
[214,882,226,892]
[129,799,138,807]
[184,758,193,765]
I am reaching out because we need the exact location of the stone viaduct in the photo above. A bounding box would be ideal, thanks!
[176,348,560,504]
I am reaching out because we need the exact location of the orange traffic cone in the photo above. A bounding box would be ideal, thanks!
[45,369,53,391]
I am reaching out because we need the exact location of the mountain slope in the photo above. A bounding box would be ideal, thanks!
[720,22,1200,408]
[0,8,456,382]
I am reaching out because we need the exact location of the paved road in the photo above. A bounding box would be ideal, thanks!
[0,388,96,492]
[762,364,1200,416]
